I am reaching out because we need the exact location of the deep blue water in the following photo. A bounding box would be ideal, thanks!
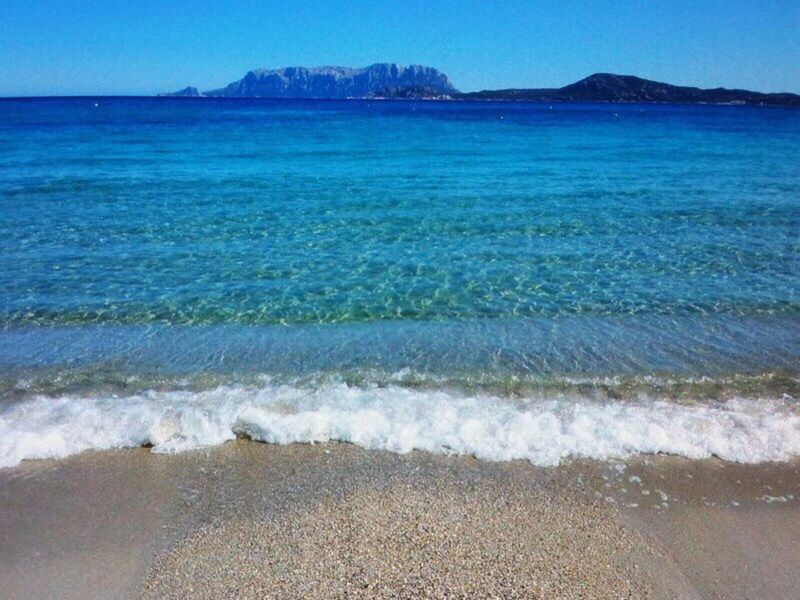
[0,97,799,390]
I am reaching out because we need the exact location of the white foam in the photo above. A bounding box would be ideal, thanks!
[1,384,799,468]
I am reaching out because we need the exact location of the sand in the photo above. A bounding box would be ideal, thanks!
[1,442,799,599]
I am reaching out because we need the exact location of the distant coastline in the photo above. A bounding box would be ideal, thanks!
[159,63,800,107]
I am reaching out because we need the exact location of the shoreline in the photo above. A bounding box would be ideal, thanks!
[1,443,799,598]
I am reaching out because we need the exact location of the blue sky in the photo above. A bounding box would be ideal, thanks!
[1,0,798,96]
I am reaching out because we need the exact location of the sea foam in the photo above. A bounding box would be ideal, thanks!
[1,384,798,468]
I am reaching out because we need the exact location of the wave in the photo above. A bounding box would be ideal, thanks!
[1,382,798,468]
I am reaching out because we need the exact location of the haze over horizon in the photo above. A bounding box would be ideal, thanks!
[1,0,799,97]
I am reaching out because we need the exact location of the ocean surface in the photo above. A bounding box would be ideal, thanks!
[1,97,799,467]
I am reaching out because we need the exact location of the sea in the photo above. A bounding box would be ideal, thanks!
[0,97,798,468]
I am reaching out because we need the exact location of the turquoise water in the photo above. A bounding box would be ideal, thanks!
[2,99,798,327]
[0,98,799,466]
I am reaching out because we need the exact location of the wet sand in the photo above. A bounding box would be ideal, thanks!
[0,442,798,599]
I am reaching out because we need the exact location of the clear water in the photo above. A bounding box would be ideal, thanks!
[0,98,798,466]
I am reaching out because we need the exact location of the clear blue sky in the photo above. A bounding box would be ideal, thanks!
[1,0,798,96]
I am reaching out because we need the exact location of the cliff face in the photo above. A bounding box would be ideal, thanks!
[457,74,800,106]
[204,63,457,98]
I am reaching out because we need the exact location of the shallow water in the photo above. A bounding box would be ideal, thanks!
[1,98,798,466]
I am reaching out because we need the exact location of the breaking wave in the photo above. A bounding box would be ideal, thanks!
[2,381,798,468]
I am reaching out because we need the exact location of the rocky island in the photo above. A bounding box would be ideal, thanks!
[163,86,202,97]
[161,66,800,106]
[161,63,456,99]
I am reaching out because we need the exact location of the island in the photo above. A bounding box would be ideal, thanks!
[160,65,800,107]
[160,64,456,99]
[459,72,800,106]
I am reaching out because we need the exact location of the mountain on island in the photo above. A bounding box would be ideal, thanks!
[160,63,456,99]
[459,73,800,106]
[160,68,800,106]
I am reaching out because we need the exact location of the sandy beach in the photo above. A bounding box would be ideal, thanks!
[1,443,798,599]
